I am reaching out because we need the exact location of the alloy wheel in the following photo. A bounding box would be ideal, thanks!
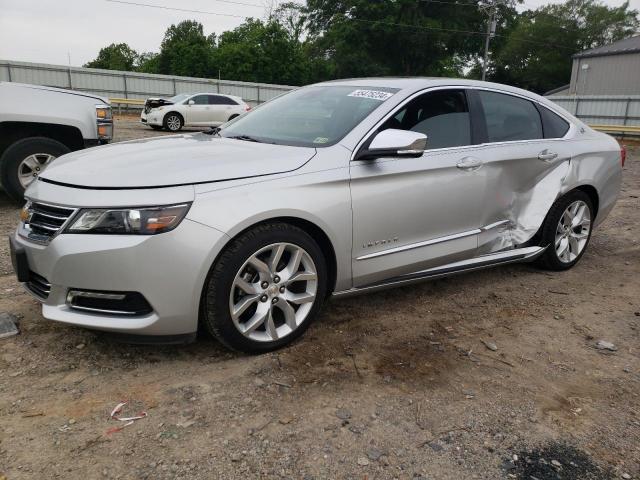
[166,115,181,131]
[555,200,591,263]
[18,153,56,188]
[229,242,318,342]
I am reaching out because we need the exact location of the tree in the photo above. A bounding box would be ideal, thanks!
[136,52,160,73]
[84,43,138,71]
[215,18,310,85]
[302,0,488,79]
[491,0,639,93]
[157,20,217,77]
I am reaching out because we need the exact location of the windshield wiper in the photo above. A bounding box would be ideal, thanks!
[227,134,262,143]
[205,126,222,136]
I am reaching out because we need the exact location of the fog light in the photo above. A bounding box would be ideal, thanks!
[66,289,152,316]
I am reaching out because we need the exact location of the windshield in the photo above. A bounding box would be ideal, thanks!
[220,85,399,147]
[169,94,190,103]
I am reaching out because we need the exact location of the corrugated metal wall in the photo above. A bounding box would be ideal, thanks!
[569,54,640,95]
[0,59,296,107]
[547,95,640,126]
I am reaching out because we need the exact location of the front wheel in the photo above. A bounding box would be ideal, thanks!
[0,137,70,202]
[163,113,183,132]
[202,223,327,353]
[534,190,594,270]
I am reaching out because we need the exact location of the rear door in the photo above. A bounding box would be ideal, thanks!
[468,89,575,253]
[350,88,488,287]
[209,95,238,124]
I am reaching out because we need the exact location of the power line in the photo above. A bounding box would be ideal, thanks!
[104,0,262,18]
[349,17,575,51]
[104,0,577,52]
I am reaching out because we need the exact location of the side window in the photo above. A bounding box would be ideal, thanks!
[478,91,542,142]
[209,95,238,105]
[382,89,471,149]
[539,106,570,138]
[191,95,209,105]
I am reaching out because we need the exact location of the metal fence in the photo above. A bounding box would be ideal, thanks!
[0,59,296,107]
[547,95,640,127]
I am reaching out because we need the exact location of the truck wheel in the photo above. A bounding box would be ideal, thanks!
[163,113,183,132]
[0,137,70,202]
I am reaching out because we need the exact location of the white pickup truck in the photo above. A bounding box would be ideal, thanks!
[0,82,113,201]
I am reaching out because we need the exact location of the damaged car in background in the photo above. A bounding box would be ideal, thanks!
[10,78,623,352]
[141,92,250,132]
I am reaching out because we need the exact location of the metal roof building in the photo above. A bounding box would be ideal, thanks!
[569,35,640,95]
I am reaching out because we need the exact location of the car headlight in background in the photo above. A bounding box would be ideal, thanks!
[65,204,191,235]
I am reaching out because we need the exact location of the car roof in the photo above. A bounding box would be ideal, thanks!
[313,77,545,100]
[187,92,242,100]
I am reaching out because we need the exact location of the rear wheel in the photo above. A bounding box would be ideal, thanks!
[534,190,594,270]
[163,113,183,132]
[202,223,327,353]
[0,137,70,202]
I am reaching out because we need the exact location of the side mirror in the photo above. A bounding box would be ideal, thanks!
[188,100,195,106]
[355,129,427,160]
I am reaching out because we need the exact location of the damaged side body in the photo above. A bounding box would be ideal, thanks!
[476,133,622,254]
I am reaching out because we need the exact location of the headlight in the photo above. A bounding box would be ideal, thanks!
[65,204,191,235]
[96,104,112,121]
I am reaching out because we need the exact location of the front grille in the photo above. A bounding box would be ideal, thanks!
[23,202,76,242]
[26,271,51,299]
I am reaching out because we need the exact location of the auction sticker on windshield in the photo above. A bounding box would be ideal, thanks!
[348,89,394,101]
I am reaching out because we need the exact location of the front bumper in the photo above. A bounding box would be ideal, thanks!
[12,219,228,336]
[140,110,162,126]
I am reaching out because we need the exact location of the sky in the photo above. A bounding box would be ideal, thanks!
[0,0,638,67]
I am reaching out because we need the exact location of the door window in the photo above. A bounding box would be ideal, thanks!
[209,95,238,105]
[478,91,543,142]
[191,95,209,105]
[382,89,472,150]
[539,106,570,138]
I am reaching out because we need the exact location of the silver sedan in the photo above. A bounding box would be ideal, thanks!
[11,78,623,352]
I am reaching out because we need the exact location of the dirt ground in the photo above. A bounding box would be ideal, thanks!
[0,117,638,480]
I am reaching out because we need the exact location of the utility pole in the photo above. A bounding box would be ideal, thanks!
[480,0,500,81]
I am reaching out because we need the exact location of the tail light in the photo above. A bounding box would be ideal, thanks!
[620,145,626,168]
[245,105,252,111]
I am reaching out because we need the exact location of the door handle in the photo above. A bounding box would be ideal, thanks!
[456,157,483,171]
[538,150,558,162]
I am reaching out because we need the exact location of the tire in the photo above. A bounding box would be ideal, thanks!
[202,222,327,353]
[150,125,163,131]
[228,114,240,122]
[534,190,594,271]
[163,112,183,132]
[0,137,70,202]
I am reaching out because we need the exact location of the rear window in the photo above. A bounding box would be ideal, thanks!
[210,95,239,105]
[539,106,570,138]
[478,91,543,142]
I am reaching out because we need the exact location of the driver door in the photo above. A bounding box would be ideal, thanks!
[185,95,211,125]
[350,88,488,287]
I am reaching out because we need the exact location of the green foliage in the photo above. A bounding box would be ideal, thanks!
[84,43,138,71]
[157,20,216,77]
[83,0,639,91]
[492,0,639,93]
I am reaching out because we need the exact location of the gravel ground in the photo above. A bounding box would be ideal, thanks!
[0,118,638,479]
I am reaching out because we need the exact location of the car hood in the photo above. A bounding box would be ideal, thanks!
[5,82,110,104]
[40,133,316,189]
